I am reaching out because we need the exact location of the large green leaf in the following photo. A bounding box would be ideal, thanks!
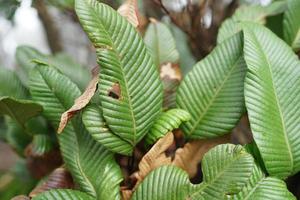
[132,144,255,200]
[0,97,42,127]
[144,20,179,67]
[229,165,295,200]
[145,108,191,145]
[82,104,133,155]
[75,0,163,148]
[243,23,300,178]
[16,45,91,90]
[29,64,123,199]
[217,1,287,43]
[131,165,190,200]
[32,189,94,200]
[176,33,246,139]
[0,67,27,98]
[143,20,181,110]
[187,144,254,199]
[283,0,300,51]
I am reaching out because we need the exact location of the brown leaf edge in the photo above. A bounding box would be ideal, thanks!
[29,167,74,198]
[118,0,140,28]
[57,66,99,133]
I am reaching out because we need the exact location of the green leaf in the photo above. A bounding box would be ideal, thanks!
[188,144,254,199]
[145,108,191,145]
[168,23,196,75]
[228,165,295,200]
[30,134,54,156]
[0,97,43,127]
[132,144,255,200]
[283,0,300,51]
[16,45,91,90]
[0,67,27,98]
[48,53,91,91]
[32,189,94,200]
[75,0,163,148]
[0,160,36,200]
[131,165,190,200]
[82,104,133,155]
[217,1,287,43]
[29,64,123,199]
[144,20,179,67]
[243,22,300,178]
[5,117,32,155]
[15,45,47,86]
[176,33,246,139]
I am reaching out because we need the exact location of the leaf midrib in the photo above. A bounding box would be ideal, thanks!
[248,29,294,173]
[87,1,137,145]
[188,56,243,136]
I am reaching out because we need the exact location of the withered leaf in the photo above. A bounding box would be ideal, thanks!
[121,189,133,200]
[108,82,121,100]
[160,63,182,109]
[118,0,139,28]
[172,134,231,178]
[26,149,63,179]
[29,167,74,198]
[160,62,182,81]
[133,132,174,189]
[57,67,99,133]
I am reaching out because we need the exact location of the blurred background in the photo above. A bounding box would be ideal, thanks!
[0,0,299,199]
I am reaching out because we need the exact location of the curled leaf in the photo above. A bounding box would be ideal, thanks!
[172,134,231,178]
[57,67,99,133]
[25,134,54,157]
[30,167,74,198]
[117,0,139,28]
[145,108,191,145]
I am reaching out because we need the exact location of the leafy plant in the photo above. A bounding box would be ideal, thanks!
[0,0,300,199]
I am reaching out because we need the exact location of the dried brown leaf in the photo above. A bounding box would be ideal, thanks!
[29,167,74,198]
[118,0,139,28]
[172,134,231,178]
[160,63,182,109]
[160,62,182,81]
[57,67,99,133]
[121,189,133,200]
[134,132,174,188]
[26,149,62,179]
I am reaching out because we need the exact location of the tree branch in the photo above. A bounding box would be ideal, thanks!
[34,0,63,53]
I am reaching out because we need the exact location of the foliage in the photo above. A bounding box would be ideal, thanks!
[0,0,299,199]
